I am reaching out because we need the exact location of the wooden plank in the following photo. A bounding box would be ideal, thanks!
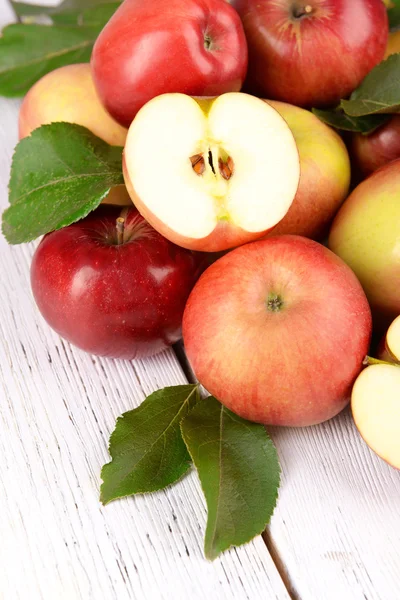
[0,5,289,598]
[266,413,400,600]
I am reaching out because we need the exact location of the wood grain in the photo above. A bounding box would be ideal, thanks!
[0,3,289,598]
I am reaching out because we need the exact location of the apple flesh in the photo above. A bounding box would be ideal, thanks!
[91,0,248,127]
[231,0,388,108]
[31,206,205,360]
[378,316,400,364]
[123,93,300,252]
[352,364,400,470]
[264,100,350,240]
[183,236,372,427]
[19,64,128,146]
[329,159,400,329]
[351,116,400,178]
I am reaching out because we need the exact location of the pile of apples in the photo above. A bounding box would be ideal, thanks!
[22,0,400,469]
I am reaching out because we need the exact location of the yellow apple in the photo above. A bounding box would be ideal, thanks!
[385,30,400,58]
[265,101,351,240]
[19,64,131,206]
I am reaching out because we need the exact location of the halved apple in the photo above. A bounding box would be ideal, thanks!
[378,315,400,364]
[123,93,300,252]
[352,363,400,470]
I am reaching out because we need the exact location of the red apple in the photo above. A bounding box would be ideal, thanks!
[183,236,372,427]
[351,116,400,178]
[31,206,205,360]
[231,0,388,108]
[91,0,248,127]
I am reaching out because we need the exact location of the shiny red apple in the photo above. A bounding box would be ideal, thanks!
[351,116,400,178]
[31,206,205,360]
[231,0,388,108]
[91,0,248,127]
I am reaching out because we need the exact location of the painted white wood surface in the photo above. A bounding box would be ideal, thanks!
[2,3,400,600]
[0,3,290,599]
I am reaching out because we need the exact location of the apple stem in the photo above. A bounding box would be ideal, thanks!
[292,4,314,18]
[363,355,397,367]
[116,217,125,245]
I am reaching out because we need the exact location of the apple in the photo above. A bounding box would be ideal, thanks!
[31,206,205,360]
[264,100,350,240]
[19,64,128,146]
[350,116,400,178]
[183,236,372,427]
[352,362,400,470]
[123,92,300,252]
[230,0,388,108]
[385,30,400,58]
[329,160,400,329]
[91,0,248,128]
[377,316,400,364]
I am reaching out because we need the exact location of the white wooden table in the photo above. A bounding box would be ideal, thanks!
[1,2,399,598]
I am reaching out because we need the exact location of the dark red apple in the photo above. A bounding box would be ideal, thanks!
[91,0,248,127]
[31,206,205,360]
[351,116,400,178]
[231,0,388,108]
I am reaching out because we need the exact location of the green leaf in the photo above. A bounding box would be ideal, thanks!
[341,54,400,117]
[181,397,280,561]
[51,3,119,26]
[11,0,119,19]
[2,123,124,244]
[101,385,200,505]
[312,107,389,134]
[0,23,101,97]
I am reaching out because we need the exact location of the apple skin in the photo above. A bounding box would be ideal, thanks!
[350,116,400,178]
[329,160,400,330]
[231,0,388,108]
[31,206,205,360]
[91,0,248,128]
[264,100,350,240]
[19,64,128,146]
[183,236,372,427]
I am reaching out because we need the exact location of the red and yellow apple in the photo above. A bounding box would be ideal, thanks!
[183,235,372,427]
[329,160,400,328]
[91,0,248,127]
[123,93,300,252]
[231,0,388,108]
[19,63,128,146]
[31,206,205,360]
[264,100,350,239]
[351,116,400,178]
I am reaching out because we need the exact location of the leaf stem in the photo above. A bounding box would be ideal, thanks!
[363,355,399,367]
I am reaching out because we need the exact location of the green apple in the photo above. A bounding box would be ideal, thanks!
[265,100,350,240]
[329,159,400,328]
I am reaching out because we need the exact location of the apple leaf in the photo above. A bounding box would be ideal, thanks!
[0,0,119,98]
[51,3,120,26]
[340,54,400,117]
[100,385,200,505]
[2,123,124,244]
[312,107,389,134]
[181,396,280,560]
[10,0,119,19]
